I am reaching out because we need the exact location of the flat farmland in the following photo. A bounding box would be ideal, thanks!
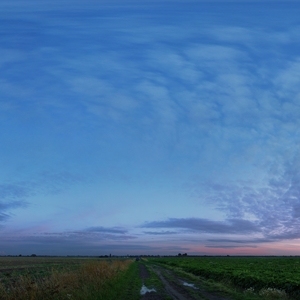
[0,257,95,286]
[0,256,299,299]
[0,256,141,300]
[148,256,300,299]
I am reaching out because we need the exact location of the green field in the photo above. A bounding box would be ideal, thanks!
[149,256,300,299]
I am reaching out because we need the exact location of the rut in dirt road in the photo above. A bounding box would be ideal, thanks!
[139,263,163,300]
[152,266,193,300]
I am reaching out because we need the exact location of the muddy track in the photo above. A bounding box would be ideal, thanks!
[140,263,231,300]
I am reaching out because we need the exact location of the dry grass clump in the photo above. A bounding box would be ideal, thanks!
[244,286,288,299]
[0,259,132,300]
[258,287,288,299]
[244,286,255,294]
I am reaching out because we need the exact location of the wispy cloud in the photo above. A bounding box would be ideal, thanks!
[36,171,85,194]
[0,183,31,201]
[84,226,128,234]
[140,152,300,246]
[0,213,9,222]
[143,231,178,235]
[205,245,258,249]
[2,9,299,146]
[200,152,300,242]
[0,184,29,224]
[0,224,138,255]
[142,218,259,234]
[1,171,84,199]
[0,171,84,225]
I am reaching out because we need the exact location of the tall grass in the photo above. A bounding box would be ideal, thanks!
[0,259,133,300]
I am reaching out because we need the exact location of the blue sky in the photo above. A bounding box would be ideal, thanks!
[1,0,300,256]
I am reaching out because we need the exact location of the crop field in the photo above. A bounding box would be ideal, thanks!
[0,256,141,300]
[0,256,299,299]
[149,256,300,299]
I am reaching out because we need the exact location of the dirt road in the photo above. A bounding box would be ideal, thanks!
[139,263,231,300]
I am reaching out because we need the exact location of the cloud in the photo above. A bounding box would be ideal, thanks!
[1,171,84,199]
[84,226,128,234]
[0,184,29,224]
[205,245,258,249]
[205,25,299,49]
[36,171,85,194]
[2,5,299,153]
[37,225,134,241]
[141,217,259,234]
[198,152,300,242]
[0,183,31,201]
[0,213,9,222]
[0,225,140,255]
[0,202,27,224]
[140,152,300,244]
[0,171,84,225]
[143,231,178,235]
[0,236,123,256]
[0,200,28,211]
[274,58,300,100]
[206,237,274,244]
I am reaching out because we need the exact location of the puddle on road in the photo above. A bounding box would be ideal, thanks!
[140,284,156,295]
[182,281,199,289]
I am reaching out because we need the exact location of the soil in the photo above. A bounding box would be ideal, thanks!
[139,263,151,281]
[139,263,231,300]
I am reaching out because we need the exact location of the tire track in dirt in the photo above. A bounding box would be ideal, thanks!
[139,263,231,300]
[151,266,193,300]
[139,263,163,300]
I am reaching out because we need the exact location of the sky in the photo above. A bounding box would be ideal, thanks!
[1,0,300,256]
